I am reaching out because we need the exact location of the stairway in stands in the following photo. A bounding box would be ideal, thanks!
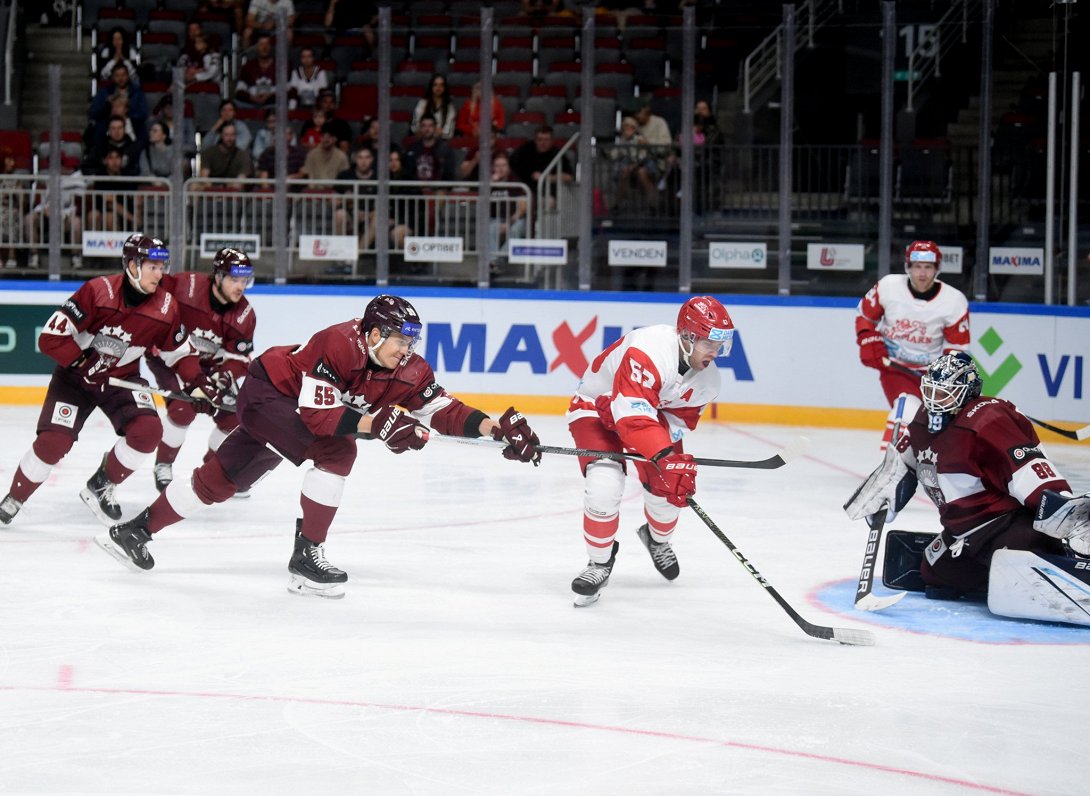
[18,25,91,150]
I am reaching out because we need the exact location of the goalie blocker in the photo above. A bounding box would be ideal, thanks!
[881,529,1090,626]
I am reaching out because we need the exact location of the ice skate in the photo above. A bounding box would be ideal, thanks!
[95,509,154,572]
[288,525,347,599]
[0,494,22,525]
[153,462,173,492]
[80,455,122,525]
[637,524,680,580]
[571,541,619,607]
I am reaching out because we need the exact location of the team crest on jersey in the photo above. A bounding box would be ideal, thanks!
[916,447,945,506]
[51,401,78,429]
[189,327,223,356]
[92,325,132,358]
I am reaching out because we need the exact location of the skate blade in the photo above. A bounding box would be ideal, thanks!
[231,490,251,500]
[573,592,601,607]
[94,533,150,573]
[287,573,345,599]
[80,489,121,527]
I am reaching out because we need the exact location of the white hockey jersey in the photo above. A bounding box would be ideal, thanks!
[857,274,970,368]
[566,324,721,459]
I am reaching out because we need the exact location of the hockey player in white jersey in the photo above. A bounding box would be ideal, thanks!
[566,296,733,605]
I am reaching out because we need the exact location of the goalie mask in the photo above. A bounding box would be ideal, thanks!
[361,294,422,367]
[677,295,734,361]
[920,352,982,432]
[121,233,170,294]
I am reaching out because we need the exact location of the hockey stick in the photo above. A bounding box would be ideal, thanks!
[854,508,906,611]
[108,377,220,410]
[883,359,1090,441]
[687,497,876,646]
[428,433,811,470]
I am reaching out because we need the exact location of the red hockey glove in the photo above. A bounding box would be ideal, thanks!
[594,394,617,432]
[371,405,429,454]
[73,350,117,390]
[857,330,887,370]
[490,407,542,465]
[648,451,698,508]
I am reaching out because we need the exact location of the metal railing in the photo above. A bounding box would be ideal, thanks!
[535,133,580,239]
[907,0,983,112]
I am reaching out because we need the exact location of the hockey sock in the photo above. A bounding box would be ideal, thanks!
[10,432,74,502]
[583,460,624,563]
[107,415,162,483]
[157,415,189,465]
[299,467,346,544]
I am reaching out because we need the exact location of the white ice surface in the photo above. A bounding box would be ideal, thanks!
[1,407,1089,795]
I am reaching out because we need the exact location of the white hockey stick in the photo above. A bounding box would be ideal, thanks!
[108,377,221,410]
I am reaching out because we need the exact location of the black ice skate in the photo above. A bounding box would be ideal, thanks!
[571,541,619,607]
[95,509,154,572]
[0,493,22,525]
[80,455,122,525]
[288,523,347,599]
[153,462,173,492]
[637,524,680,580]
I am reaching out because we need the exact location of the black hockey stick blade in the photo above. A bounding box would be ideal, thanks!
[1024,416,1090,442]
[687,497,876,646]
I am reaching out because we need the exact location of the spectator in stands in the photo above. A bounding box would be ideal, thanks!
[139,120,174,179]
[353,117,381,153]
[456,132,496,181]
[510,125,573,193]
[180,28,223,85]
[692,99,721,146]
[256,126,307,180]
[97,27,139,84]
[235,34,277,109]
[23,159,86,268]
[324,0,377,50]
[199,121,254,186]
[301,123,349,184]
[0,146,20,269]
[251,108,278,161]
[609,115,651,210]
[520,0,565,17]
[151,95,196,156]
[334,146,376,250]
[243,0,296,49]
[107,95,138,144]
[633,101,674,204]
[311,90,353,154]
[404,115,456,184]
[205,0,245,35]
[204,100,253,153]
[288,47,329,110]
[488,153,528,275]
[456,82,506,140]
[89,64,149,149]
[412,75,457,141]
[386,148,413,249]
[87,149,137,232]
[93,115,141,177]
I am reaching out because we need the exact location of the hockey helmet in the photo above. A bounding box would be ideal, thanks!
[920,351,982,417]
[212,247,255,288]
[121,233,170,293]
[361,294,422,365]
[677,295,734,359]
[904,240,942,272]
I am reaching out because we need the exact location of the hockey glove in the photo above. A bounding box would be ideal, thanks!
[73,349,117,390]
[1034,490,1090,556]
[844,444,918,523]
[187,373,226,415]
[370,405,429,454]
[857,329,887,370]
[490,407,542,465]
[648,450,697,508]
[594,394,617,432]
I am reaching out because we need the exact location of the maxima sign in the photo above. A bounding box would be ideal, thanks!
[708,242,767,269]
[405,236,464,263]
[806,243,865,271]
[989,246,1044,276]
[82,231,131,257]
[608,240,667,267]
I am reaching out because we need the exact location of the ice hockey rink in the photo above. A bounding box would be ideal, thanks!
[1,407,1088,795]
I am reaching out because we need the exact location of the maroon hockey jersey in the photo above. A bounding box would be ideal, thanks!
[258,319,484,439]
[904,397,1071,534]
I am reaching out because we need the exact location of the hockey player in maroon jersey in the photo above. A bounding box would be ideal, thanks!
[845,352,1090,599]
[0,234,190,527]
[144,248,258,493]
[566,295,734,605]
[96,294,542,598]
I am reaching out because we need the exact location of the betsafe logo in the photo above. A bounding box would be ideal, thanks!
[423,316,754,379]
[973,327,1083,399]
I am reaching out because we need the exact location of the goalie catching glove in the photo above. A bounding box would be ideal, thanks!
[844,442,918,523]
[648,450,697,508]
[370,405,429,454]
[1034,489,1090,556]
[490,407,542,465]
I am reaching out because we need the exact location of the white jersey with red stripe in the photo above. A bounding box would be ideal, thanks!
[857,274,970,369]
[567,324,720,458]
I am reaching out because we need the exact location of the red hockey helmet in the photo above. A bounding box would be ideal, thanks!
[904,240,942,271]
[361,294,422,365]
[212,247,255,288]
[677,295,734,358]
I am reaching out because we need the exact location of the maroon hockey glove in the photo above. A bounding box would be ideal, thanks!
[490,407,542,465]
[73,350,117,390]
[857,330,887,370]
[648,451,698,508]
[187,373,226,415]
[371,405,429,454]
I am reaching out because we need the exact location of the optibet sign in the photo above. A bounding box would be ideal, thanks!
[404,237,463,263]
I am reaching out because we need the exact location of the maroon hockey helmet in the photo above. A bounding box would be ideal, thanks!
[904,240,942,271]
[361,294,422,364]
[212,247,255,288]
[121,233,170,293]
[677,295,735,358]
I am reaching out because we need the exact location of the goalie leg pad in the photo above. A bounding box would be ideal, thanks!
[1034,489,1090,555]
[988,549,1090,626]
